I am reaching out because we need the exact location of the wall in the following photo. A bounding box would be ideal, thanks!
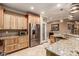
[47,21,68,34]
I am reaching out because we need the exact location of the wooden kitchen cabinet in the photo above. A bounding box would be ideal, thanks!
[4,13,18,29]
[10,14,18,29]
[4,13,11,29]
[0,6,28,29]
[4,37,18,53]
[4,36,28,54]
[18,36,27,43]
[0,6,4,29]
[4,45,15,53]
[18,42,28,49]
[5,39,14,45]
[28,14,40,24]
[17,16,23,29]
[17,16,27,29]
[4,12,27,29]
[22,17,27,29]
[35,16,40,24]
[5,38,18,45]
[18,36,28,49]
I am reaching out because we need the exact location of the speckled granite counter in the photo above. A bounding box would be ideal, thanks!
[0,36,19,40]
[0,35,27,40]
[46,37,79,56]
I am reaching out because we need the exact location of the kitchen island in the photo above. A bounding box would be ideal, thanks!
[46,36,79,56]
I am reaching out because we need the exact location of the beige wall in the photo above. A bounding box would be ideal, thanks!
[47,21,68,34]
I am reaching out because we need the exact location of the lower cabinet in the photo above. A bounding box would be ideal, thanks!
[4,36,29,54]
[4,45,15,53]
[18,42,28,49]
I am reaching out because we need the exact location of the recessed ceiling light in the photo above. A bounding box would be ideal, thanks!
[30,6,34,10]
[60,20,63,22]
[57,4,61,7]
[41,11,45,14]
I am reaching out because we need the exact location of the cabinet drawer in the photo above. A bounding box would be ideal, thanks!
[22,42,28,48]
[4,45,15,53]
[14,38,18,44]
[18,37,27,43]
[5,38,18,45]
[14,44,18,51]
[5,39,14,45]
[18,42,28,49]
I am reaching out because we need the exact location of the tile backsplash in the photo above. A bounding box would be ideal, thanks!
[0,31,18,37]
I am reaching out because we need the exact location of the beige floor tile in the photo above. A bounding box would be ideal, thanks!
[7,43,48,56]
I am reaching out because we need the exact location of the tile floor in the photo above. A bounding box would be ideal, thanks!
[7,43,48,56]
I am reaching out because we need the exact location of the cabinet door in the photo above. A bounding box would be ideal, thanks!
[5,39,14,45]
[18,36,27,43]
[18,42,28,49]
[4,13,11,29]
[17,16,23,29]
[14,15,18,29]
[0,7,4,29]
[5,45,15,53]
[11,15,16,29]
[23,17,27,29]
[34,16,40,24]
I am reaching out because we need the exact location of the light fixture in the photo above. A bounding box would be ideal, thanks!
[60,20,63,22]
[68,15,73,20]
[71,10,79,13]
[69,15,73,18]
[57,4,61,7]
[41,11,45,14]
[30,6,34,10]
[70,7,77,10]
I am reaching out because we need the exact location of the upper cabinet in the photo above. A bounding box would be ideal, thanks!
[17,16,27,29]
[17,16,23,29]
[28,14,40,24]
[3,11,27,30]
[4,13,11,29]
[22,17,27,29]
[10,14,18,29]
[0,6,4,29]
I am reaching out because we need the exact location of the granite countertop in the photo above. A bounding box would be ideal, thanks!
[0,35,28,40]
[53,34,64,38]
[0,36,19,40]
[46,37,79,56]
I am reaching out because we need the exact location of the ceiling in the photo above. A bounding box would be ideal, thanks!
[2,3,72,22]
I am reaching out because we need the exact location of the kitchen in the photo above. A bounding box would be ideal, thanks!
[0,4,42,55]
[0,3,79,56]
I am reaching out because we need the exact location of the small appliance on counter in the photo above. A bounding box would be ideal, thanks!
[18,31,27,36]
